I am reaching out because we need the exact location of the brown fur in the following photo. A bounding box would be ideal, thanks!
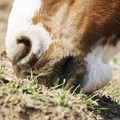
[32,0,120,70]
[13,0,120,91]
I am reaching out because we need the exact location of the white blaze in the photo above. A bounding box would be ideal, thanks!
[6,0,51,61]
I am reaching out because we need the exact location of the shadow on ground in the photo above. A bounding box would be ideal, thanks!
[93,95,120,120]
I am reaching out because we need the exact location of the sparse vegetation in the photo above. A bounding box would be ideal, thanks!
[0,62,120,120]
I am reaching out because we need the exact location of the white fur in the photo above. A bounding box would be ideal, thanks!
[82,40,120,93]
[6,0,51,62]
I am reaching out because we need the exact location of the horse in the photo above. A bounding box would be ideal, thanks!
[6,0,120,93]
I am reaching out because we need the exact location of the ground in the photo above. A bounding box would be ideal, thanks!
[0,1,120,120]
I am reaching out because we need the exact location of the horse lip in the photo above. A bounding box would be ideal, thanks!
[13,65,22,77]
[13,64,33,77]
[12,53,39,77]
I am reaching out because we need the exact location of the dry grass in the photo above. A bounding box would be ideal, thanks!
[0,58,120,120]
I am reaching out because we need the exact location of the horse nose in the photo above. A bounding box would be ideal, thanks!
[12,36,39,77]
[12,36,32,65]
[13,52,38,77]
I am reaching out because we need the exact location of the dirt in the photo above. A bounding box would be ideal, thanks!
[0,1,120,120]
[0,58,120,120]
[0,81,100,120]
[0,87,120,120]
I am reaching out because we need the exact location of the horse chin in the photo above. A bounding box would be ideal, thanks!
[33,56,86,89]
[13,56,87,92]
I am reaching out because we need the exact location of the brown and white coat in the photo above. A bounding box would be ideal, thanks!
[6,0,120,93]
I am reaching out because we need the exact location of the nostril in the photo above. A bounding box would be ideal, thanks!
[12,36,32,65]
[17,36,31,46]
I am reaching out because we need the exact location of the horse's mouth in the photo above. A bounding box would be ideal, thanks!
[13,56,77,81]
[12,52,38,77]
[13,56,86,90]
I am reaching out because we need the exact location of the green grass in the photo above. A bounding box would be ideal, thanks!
[0,78,100,111]
[112,58,120,65]
[7,81,38,94]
